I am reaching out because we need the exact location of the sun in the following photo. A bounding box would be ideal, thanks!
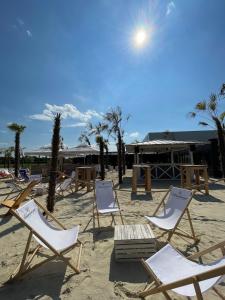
[133,28,148,48]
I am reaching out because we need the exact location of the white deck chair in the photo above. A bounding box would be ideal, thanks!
[140,243,225,299]
[145,186,198,242]
[8,199,82,281]
[56,171,76,196]
[84,180,124,230]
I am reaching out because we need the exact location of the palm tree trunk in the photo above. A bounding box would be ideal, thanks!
[214,117,225,177]
[100,138,105,180]
[105,149,109,169]
[118,132,123,184]
[14,132,20,177]
[47,114,61,212]
[122,142,126,175]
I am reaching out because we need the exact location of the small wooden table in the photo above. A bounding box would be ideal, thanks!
[114,224,156,261]
[132,164,151,193]
[180,164,209,194]
[75,166,96,192]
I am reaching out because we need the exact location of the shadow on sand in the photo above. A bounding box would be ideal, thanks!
[109,251,148,284]
[0,260,70,300]
[193,194,224,203]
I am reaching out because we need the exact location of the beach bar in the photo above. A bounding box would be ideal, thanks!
[126,139,205,180]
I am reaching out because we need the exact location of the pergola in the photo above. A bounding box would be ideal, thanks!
[126,139,206,179]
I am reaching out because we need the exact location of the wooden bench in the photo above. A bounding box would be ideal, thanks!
[114,224,156,261]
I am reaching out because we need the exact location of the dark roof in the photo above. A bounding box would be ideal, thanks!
[143,130,217,143]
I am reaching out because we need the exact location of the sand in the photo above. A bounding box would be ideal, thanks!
[0,170,225,300]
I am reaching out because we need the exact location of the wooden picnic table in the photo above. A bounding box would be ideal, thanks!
[75,166,96,192]
[180,164,209,194]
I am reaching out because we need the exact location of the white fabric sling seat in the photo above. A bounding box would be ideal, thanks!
[56,171,76,196]
[84,180,124,231]
[6,199,83,281]
[95,181,120,214]
[145,186,198,242]
[17,200,79,251]
[140,243,225,299]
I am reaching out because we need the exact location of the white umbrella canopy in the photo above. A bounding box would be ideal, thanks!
[62,144,99,157]
[24,144,99,158]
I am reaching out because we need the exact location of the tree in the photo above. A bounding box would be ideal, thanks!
[103,139,109,169]
[7,123,26,177]
[79,122,108,180]
[189,84,225,177]
[104,106,130,184]
[47,113,61,212]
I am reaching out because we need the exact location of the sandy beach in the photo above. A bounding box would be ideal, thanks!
[1,170,225,300]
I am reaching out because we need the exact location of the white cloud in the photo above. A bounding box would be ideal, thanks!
[129,131,140,138]
[0,130,6,134]
[166,1,175,16]
[63,122,87,128]
[29,103,102,122]
[26,30,32,37]
[17,18,24,26]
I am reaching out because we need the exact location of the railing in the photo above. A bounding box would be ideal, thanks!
[150,163,181,180]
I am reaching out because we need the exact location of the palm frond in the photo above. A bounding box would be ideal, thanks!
[195,101,206,111]
[188,112,196,118]
[199,121,209,127]
[219,112,225,122]
[220,83,225,96]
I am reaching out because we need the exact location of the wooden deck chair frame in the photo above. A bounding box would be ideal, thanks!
[139,240,225,300]
[55,178,75,197]
[7,199,83,281]
[84,180,124,231]
[1,181,38,214]
[150,186,198,243]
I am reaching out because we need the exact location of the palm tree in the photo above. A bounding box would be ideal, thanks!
[103,139,109,169]
[47,113,61,212]
[104,106,130,184]
[88,122,108,180]
[7,123,26,177]
[189,85,225,177]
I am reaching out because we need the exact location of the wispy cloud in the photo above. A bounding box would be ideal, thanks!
[63,122,87,128]
[11,17,32,38]
[0,130,6,134]
[129,131,139,138]
[166,1,175,16]
[26,30,32,38]
[29,104,102,122]
[17,18,24,26]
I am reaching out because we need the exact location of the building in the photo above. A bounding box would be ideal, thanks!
[126,130,222,178]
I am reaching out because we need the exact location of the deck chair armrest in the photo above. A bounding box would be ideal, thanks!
[188,240,225,260]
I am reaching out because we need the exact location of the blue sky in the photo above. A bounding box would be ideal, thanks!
[0,0,225,150]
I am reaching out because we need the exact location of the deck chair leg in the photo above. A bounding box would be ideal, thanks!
[193,281,204,300]
[186,208,197,240]
[11,231,33,279]
[96,212,100,228]
[119,211,124,225]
